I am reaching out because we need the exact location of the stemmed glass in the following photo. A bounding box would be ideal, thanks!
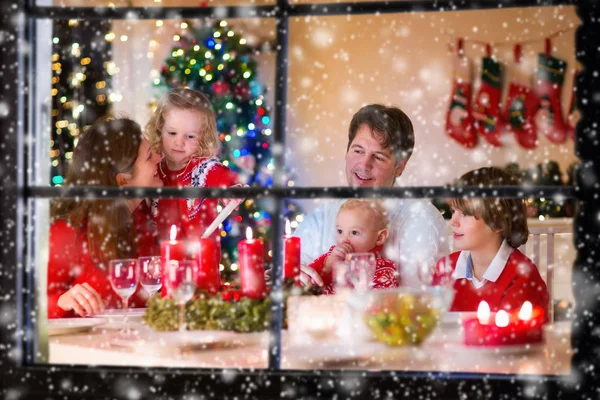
[346,252,377,291]
[418,256,454,287]
[165,260,197,331]
[109,258,139,335]
[139,256,162,297]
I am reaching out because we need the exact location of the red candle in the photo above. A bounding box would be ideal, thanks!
[462,301,545,346]
[195,238,221,293]
[237,227,267,299]
[160,225,185,297]
[283,219,301,285]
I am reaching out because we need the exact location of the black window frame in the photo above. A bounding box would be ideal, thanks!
[2,0,599,398]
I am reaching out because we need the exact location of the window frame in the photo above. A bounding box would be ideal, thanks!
[1,0,597,397]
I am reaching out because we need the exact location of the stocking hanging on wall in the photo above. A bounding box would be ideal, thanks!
[472,46,503,147]
[566,67,580,141]
[445,39,477,148]
[533,39,568,144]
[502,44,538,149]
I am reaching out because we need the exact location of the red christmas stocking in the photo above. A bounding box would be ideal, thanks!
[566,69,580,141]
[533,42,568,144]
[445,40,477,148]
[503,45,538,149]
[472,55,503,147]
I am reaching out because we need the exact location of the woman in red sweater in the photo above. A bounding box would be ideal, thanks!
[434,167,550,318]
[48,117,163,318]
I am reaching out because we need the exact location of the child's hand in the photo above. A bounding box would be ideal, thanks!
[221,184,246,209]
[324,242,354,273]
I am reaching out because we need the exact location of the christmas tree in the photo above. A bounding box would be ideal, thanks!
[51,19,112,185]
[152,20,303,283]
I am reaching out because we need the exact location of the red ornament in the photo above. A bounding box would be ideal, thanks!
[212,81,230,96]
[233,82,250,100]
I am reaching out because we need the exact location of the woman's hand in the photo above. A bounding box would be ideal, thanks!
[299,264,324,287]
[57,283,105,317]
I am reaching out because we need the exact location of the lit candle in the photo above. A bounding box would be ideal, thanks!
[194,237,221,293]
[518,301,533,321]
[462,301,545,346]
[237,227,267,299]
[160,225,185,297]
[283,219,301,286]
[477,301,490,325]
[494,310,510,327]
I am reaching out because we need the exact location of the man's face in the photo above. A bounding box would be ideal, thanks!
[345,124,406,187]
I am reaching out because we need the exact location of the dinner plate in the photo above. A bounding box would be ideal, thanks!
[95,308,146,319]
[438,312,462,327]
[462,342,545,355]
[111,330,264,352]
[286,341,387,367]
[48,318,107,336]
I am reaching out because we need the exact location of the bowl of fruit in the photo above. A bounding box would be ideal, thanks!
[359,287,454,346]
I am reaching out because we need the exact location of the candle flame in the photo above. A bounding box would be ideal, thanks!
[477,301,490,324]
[246,226,253,240]
[285,219,291,236]
[518,301,533,321]
[495,310,510,327]
[170,225,177,241]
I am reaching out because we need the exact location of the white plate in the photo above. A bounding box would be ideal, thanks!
[48,318,107,336]
[462,342,544,355]
[439,312,462,327]
[111,330,263,352]
[95,308,146,319]
[286,341,386,367]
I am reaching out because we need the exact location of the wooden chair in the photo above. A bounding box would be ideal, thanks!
[519,226,572,323]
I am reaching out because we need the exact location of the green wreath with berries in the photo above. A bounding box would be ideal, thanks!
[143,280,322,332]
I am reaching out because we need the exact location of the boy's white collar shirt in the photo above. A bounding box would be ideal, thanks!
[453,239,514,289]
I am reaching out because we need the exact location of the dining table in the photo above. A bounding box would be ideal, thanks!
[47,309,573,375]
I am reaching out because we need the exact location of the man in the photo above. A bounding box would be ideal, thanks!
[295,104,449,288]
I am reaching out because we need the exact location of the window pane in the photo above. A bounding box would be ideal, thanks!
[286,5,580,187]
[34,17,277,187]
[35,197,279,368]
[283,196,574,373]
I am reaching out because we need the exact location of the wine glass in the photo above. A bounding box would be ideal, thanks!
[109,258,139,335]
[417,259,435,287]
[165,260,197,331]
[139,256,162,297]
[417,256,454,288]
[435,255,455,287]
[345,253,376,291]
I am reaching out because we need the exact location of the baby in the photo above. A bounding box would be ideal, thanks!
[307,199,400,293]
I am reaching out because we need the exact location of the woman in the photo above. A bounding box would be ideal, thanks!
[48,117,163,318]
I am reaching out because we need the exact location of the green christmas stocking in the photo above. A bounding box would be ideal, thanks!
[503,46,538,149]
[534,52,567,144]
[446,55,477,148]
[472,57,503,147]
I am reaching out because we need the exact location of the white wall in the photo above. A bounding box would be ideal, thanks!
[109,5,580,212]
[286,6,580,188]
